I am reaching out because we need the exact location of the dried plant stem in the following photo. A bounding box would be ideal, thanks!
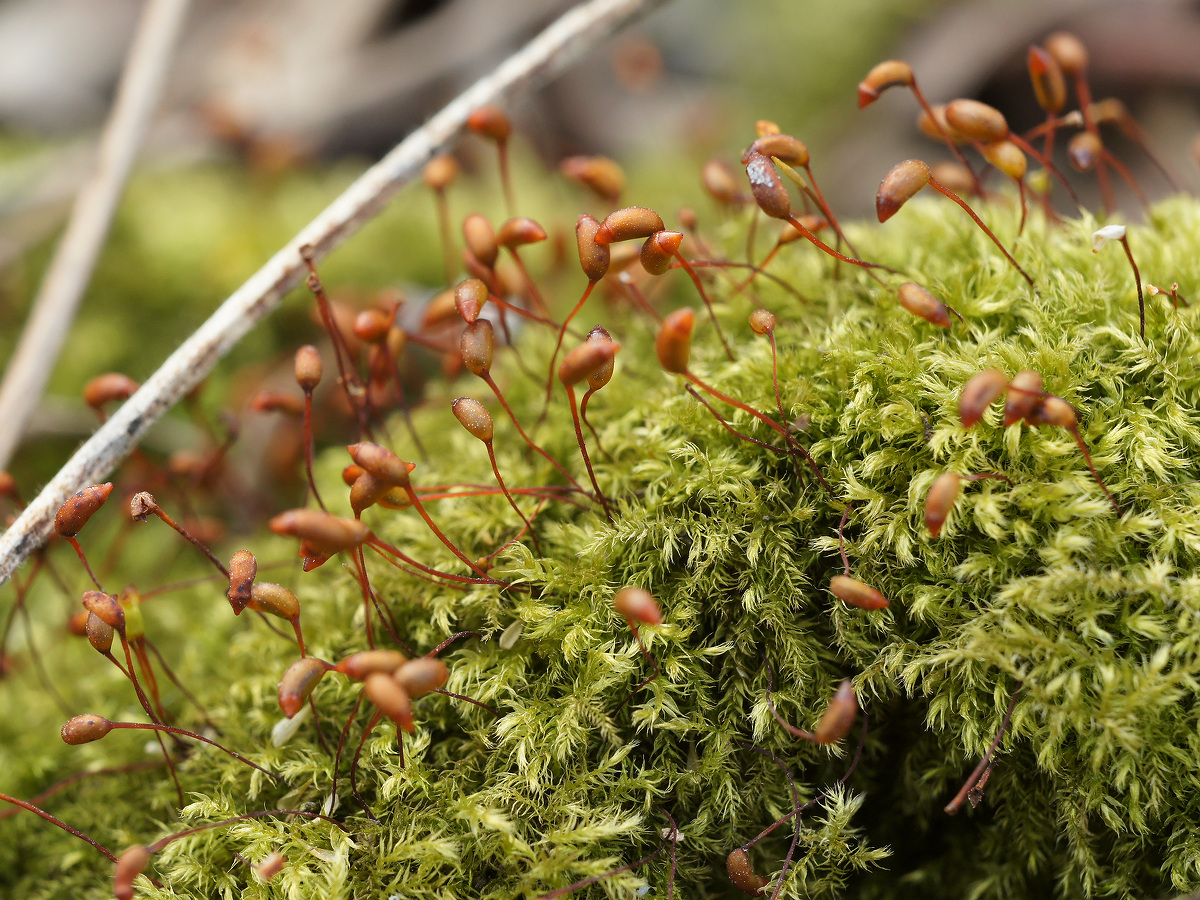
[0,0,671,587]
[0,0,192,471]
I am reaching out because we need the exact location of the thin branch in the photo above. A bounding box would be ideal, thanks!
[0,0,671,587]
[0,0,192,470]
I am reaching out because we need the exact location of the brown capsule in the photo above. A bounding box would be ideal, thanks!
[958,369,1009,428]
[558,340,621,387]
[85,611,114,653]
[61,713,114,745]
[342,464,365,487]
[678,207,698,230]
[779,216,826,244]
[294,345,322,392]
[496,216,547,249]
[113,845,152,900]
[1027,46,1066,114]
[1090,97,1128,128]
[924,472,963,538]
[54,483,114,538]
[67,609,89,637]
[876,159,930,222]
[983,141,1027,181]
[422,154,458,191]
[454,279,489,324]
[829,575,889,610]
[917,104,963,143]
[749,134,809,166]
[726,848,768,895]
[248,582,299,621]
[701,158,740,205]
[278,657,329,718]
[755,119,781,137]
[451,398,495,442]
[353,309,390,344]
[83,373,139,410]
[460,319,495,377]
[82,590,124,629]
[462,214,499,268]
[393,657,449,699]
[337,649,408,681]
[1044,31,1088,75]
[248,390,304,416]
[749,309,776,336]
[813,679,858,744]
[559,155,625,203]
[1004,370,1045,427]
[1031,394,1078,429]
[857,59,914,108]
[128,491,158,522]
[268,509,370,553]
[896,282,951,328]
[639,230,683,276]
[0,471,14,497]
[1067,131,1102,173]
[255,851,286,882]
[423,288,459,329]
[347,442,415,488]
[350,471,391,516]
[364,672,415,734]
[945,99,1009,144]
[576,214,611,282]
[227,550,257,614]
[613,586,662,626]
[594,206,666,245]
[929,161,975,195]
[744,151,791,219]
[585,326,616,392]
[466,105,512,142]
[656,308,695,375]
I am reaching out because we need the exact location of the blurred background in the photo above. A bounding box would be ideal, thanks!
[1,0,1198,500]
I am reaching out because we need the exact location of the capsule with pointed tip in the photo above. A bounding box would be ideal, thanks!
[113,845,152,900]
[293,345,322,392]
[467,105,512,142]
[1027,46,1066,114]
[558,341,621,388]
[748,134,809,167]
[701,159,739,205]
[896,282,952,328]
[613,587,662,626]
[857,59,914,108]
[452,398,495,442]
[594,206,665,244]
[1003,370,1045,426]
[876,160,930,222]
[278,657,330,718]
[748,308,776,336]
[394,658,449,699]
[656,308,695,374]
[54,483,114,538]
[639,231,683,276]
[496,216,547,248]
[354,309,390,343]
[945,99,1009,144]
[461,213,498,268]
[364,672,414,734]
[82,590,124,629]
[460,319,494,377]
[924,472,963,538]
[959,369,1009,428]
[347,442,414,488]
[814,680,857,744]
[227,550,257,614]
[744,151,790,219]
[83,373,139,411]
[61,713,114,744]
[726,848,768,895]
[559,155,625,203]
[268,509,370,553]
[829,575,888,610]
[576,214,611,282]
[1030,394,1077,429]
[454,279,488,324]
[337,649,409,681]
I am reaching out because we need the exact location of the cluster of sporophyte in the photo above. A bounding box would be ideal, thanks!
[4,38,1200,900]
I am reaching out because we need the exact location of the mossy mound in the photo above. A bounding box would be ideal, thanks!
[3,194,1200,899]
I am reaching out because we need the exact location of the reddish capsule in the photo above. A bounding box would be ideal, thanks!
[945,99,1009,144]
[613,587,662,626]
[929,162,975,195]
[1044,31,1089,75]
[0,471,14,498]
[656,308,695,375]
[83,373,139,410]
[364,672,415,734]
[576,214,611,282]
[347,442,415,488]
[896,282,952,328]
[248,390,304,416]
[394,658,449,699]
[748,309,776,336]
[466,105,512,142]
[461,320,495,377]
[755,119,781,137]
[462,213,499,268]
[876,159,931,222]
[61,713,114,745]
[349,471,388,516]
[1067,132,1102,173]
[227,550,257,614]
[701,159,740,205]
[496,217,547,249]
[744,151,790,219]
[559,341,621,387]
[85,611,115,653]
[924,472,963,538]
[639,230,683,276]
[451,398,494,442]
[294,345,322,392]
[421,154,458,191]
[454,279,489,324]
[749,134,809,167]
[255,852,286,882]
[113,845,152,900]
[917,104,963,143]
[248,583,299,621]
[726,848,768,895]
[814,680,857,744]
[353,309,390,343]
[54,483,114,538]
[959,369,1009,428]
[829,575,888,610]
[857,59,914,108]
[1030,394,1078,429]
[559,155,625,203]
[268,509,370,553]
[585,326,616,392]
[1004,370,1045,427]
[82,590,124,630]
[337,649,408,681]
[423,288,459,329]
[278,657,329,718]
[594,207,665,244]
[1027,46,1067,114]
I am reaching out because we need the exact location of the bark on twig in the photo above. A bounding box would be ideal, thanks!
[0,0,670,586]
[0,0,192,470]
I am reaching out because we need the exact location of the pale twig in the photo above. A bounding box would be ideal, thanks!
[0,0,192,470]
[0,0,670,587]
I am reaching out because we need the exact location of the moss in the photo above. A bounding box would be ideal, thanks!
[4,188,1200,899]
